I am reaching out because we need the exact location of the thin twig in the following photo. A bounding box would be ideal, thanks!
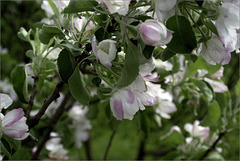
[199,131,226,160]
[26,76,39,120]
[103,130,116,160]
[84,139,92,160]
[31,90,71,160]
[27,81,64,129]
[136,136,146,160]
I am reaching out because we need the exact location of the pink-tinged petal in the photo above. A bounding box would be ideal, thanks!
[14,133,29,140]
[144,74,160,82]
[2,108,24,127]
[91,35,98,60]
[126,89,135,104]
[171,126,181,133]
[202,36,231,65]
[140,24,160,46]
[205,78,228,93]
[4,129,26,139]
[112,99,124,120]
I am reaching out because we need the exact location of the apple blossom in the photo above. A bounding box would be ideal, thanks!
[68,105,91,148]
[92,37,117,68]
[155,0,177,22]
[204,78,228,93]
[72,17,95,34]
[101,0,131,16]
[215,2,240,52]
[140,19,173,46]
[147,82,177,119]
[184,120,210,140]
[45,132,68,160]
[210,66,224,80]
[41,0,70,17]
[170,125,181,133]
[0,79,17,101]
[0,108,29,140]
[201,35,231,65]
[0,93,13,111]
[110,88,141,120]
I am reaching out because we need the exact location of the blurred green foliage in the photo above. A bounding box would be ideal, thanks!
[1,1,44,78]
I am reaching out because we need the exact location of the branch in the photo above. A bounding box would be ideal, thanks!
[27,81,64,129]
[199,131,226,160]
[31,90,71,160]
[103,130,116,160]
[136,136,146,160]
[26,76,39,120]
[84,139,92,160]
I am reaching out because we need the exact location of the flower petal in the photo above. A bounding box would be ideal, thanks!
[0,93,13,110]
[2,108,24,127]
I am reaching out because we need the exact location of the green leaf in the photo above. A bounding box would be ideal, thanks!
[10,147,31,160]
[64,0,98,13]
[2,135,21,152]
[191,79,214,103]
[116,40,139,88]
[39,25,64,44]
[17,27,31,42]
[201,100,221,126]
[184,55,221,79]
[160,131,184,147]
[166,15,197,53]
[95,27,110,42]
[47,0,59,15]
[96,86,112,100]
[68,65,90,105]
[10,66,29,103]
[140,112,150,136]
[157,48,176,61]
[201,17,219,36]
[0,138,11,158]
[143,45,154,59]
[59,41,82,57]
[57,49,76,83]
[92,77,102,87]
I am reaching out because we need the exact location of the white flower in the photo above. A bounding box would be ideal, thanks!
[153,58,173,71]
[69,105,91,148]
[210,66,224,80]
[41,0,70,17]
[0,108,29,140]
[148,83,177,119]
[204,78,228,93]
[140,19,173,46]
[72,17,95,34]
[202,35,231,65]
[102,0,131,16]
[0,79,17,101]
[92,37,117,68]
[110,88,141,120]
[155,0,177,22]
[0,93,13,111]
[215,2,240,52]
[46,132,68,160]
[184,120,210,140]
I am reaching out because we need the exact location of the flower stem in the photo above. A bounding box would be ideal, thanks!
[103,130,116,160]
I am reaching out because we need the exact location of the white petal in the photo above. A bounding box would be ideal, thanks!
[0,93,13,110]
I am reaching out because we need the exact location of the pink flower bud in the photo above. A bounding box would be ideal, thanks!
[140,19,173,46]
